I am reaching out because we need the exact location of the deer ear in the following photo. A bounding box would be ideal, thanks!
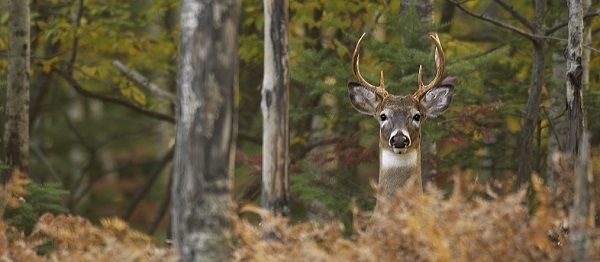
[348,82,382,115]
[420,84,454,118]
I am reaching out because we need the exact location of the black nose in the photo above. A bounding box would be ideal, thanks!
[390,134,410,148]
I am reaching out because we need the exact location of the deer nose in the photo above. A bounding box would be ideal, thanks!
[390,134,410,148]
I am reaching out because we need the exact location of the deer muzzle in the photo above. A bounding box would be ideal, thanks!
[389,131,411,153]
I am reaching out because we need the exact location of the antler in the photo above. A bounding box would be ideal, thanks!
[413,34,445,99]
[352,33,388,98]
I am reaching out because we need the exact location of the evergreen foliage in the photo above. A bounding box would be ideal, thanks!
[2,182,69,235]
[0,0,598,256]
[286,5,513,225]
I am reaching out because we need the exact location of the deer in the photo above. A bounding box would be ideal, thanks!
[347,33,454,201]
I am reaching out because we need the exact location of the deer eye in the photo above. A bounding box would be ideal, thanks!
[413,114,421,121]
[380,114,388,121]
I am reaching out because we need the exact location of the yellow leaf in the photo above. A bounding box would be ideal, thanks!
[131,87,147,106]
[120,87,132,98]
[43,61,52,73]
[505,116,521,132]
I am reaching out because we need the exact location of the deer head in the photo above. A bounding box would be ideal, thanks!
[348,33,454,198]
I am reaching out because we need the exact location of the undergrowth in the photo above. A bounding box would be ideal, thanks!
[233,175,599,261]
[0,171,597,261]
[0,214,177,261]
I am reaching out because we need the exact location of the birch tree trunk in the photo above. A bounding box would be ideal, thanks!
[171,0,240,260]
[3,0,30,184]
[566,0,584,154]
[565,0,594,260]
[261,0,290,219]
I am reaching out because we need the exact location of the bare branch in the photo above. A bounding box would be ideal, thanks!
[55,70,176,124]
[122,147,174,221]
[31,143,62,182]
[147,174,172,235]
[112,60,177,104]
[492,0,535,30]
[546,9,600,36]
[67,0,84,74]
[447,0,537,41]
[537,35,600,53]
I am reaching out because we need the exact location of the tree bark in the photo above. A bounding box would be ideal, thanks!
[171,0,240,261]
[439,1,455,33]
[565,0,584,154]
[261,0,290,220]
[516,0,546,187]
[565,0,594,260]
[3,0,31,184]
[568,133,594,261]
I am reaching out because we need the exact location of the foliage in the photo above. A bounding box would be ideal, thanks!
[2,182,69,235]
[0,214,176,261]
[0,0,599,253]
[283,1,517,226]
[234,174,599,261]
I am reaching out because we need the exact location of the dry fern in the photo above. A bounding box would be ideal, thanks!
[232,174,595,261]
[0,214,176,261]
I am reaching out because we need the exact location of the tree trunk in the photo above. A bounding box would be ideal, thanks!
[171,1,240,261]
[3,0,31,184]
[568,133,594,261]
[516,0,546,187]
[400,0,434,27]
[439,1,455,34]
[261,0,290,220]
[565,0,594,260]
[566,0,584,154]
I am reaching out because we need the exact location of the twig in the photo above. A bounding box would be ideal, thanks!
[112,60,177,104]
[545,10,600,36]
[67,0,85,74]
[492,0,535,30]
[122,147,174,220]
[540,106,564,152]
[147,174,172,235]
[446,0,538,41]
[31,143,62,182]
[55,69,175,124]
[537,35,600,53]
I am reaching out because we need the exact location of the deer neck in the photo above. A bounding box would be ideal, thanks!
[378,147,422,198]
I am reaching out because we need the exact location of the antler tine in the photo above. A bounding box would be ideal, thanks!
[414,33,445,99]
[352,33,388,98]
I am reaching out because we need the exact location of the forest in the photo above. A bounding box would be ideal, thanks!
[1,0,599,261]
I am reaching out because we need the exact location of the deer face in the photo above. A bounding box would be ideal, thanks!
[347,33,453,155]
[348,83,453,154]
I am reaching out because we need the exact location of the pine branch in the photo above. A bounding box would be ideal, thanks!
[446,0,537,41]
[55,69,175,124]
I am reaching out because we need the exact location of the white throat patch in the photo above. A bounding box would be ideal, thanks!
[380,150,418,169]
